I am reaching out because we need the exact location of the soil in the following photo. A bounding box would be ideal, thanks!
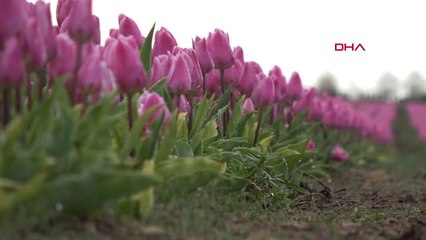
[1,167,425,240]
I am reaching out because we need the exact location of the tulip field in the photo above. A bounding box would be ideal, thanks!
[1,0,425,239]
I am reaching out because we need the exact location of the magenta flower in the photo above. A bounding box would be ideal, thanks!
[233,46,244,62]
[104,36,147,94]
[151,54,172,85]
[173,95,191,113]
[66,0,96,43]
[49,33,77,78]
[24,19,47,70]
[287,72,303,100]
[0,0,28,46]
[192,36,214,74]
[167,53,192,95]
[331,144,349,162]
[251,73,275,108]
[33,1,57,61]
[0,38,26,88]
[205,69,221,97]
[118,14,145,48]
[172,47,203,94]
[138,91,171,127]
[152,27,177,60]
[242,98,255,114]
[224,60,244,87]
[76,47,103,94]
[56,0,74,28]
[238,61,263,96]
[306,139,316,151]
[268,66,286,102]
[206,29,234,70]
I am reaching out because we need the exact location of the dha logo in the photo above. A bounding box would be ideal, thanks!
[335,43,365,51]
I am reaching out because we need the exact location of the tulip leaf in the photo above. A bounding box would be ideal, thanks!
[155,111,178,162]
[175,141,194,158]
[140,23,156,83]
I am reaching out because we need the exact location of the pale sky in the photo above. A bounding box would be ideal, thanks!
[31,0,426,95]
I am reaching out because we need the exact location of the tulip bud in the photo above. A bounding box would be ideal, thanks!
[151,54,172,85]
[104,36,147,94]
[152,27,177,60]
[242,98,255,114]
[331,144,349,162]
[238,61,262,96]
[306,139,316,151]
[251,73,275,108]
[138,91,171,127]
[76,47,103,94]
[206,29,234,70]
[172,47,202,94]
[0,0,28,46]
[173,95,191,113]
[233,46,244,62]
[118,14,145,48]
[109,28,119,38]
[192,36,214,74]
[167,53,192,95]
[224,60,244,87]
[66,0,96,43]
[33,1,57,61]
[268,66,286,102]
[56,0,74,28]
[287,72,303,100]
[92,16,101,45]
[0,38,26,88]
[49,33,77,78]
[205,69,221,97]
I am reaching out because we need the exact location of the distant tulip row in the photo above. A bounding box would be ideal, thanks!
[1,0,395,163]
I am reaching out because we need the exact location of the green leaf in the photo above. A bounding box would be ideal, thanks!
[140,23,156,83]
[155,111,178,162]
[174,141,194,158]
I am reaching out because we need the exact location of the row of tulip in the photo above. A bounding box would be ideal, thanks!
[405,102,426,142]
[0,0,394,221]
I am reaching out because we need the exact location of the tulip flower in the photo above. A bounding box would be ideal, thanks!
[332,144,349,162]
[251,74,275,108]
[192,36,214,74]
[206,29,234,70]
[242,98,255,114]
[76,47,103,95]
[138,91,171,127]
[173,95,191,113]
[205,69,221,97]
[306,139,316,151]
[287,72,303,101]
[0,38,26,88]
[24,19,47,70]
[152,27,177,60]
[104,36,147,94]
[238,61,262,96]
[172,47,203,94]
[66,0,97,43]
[167,53,192,95]
[151,54,172,85]
[33,1,57,61]
[223,60,244,87]
[118,14,145,48]
[269,66,286,102]
[48,33,77,80]
[233,46,244,62]
[56,0,74,28]
[0,0,28,47]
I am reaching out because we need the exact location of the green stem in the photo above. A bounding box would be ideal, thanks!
[220,69,227,137]
[127,94,133,130]
[2,88,10,127]
[15,87,21,114]
[253,107,264,146]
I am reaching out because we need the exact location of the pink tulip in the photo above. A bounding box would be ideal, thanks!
[173,95,191,113]
[104,36,147,94]
[49,33,77,78]
[242,98,255,114]
[24,19,47,70]
[76,47,103,94]
[192,36,214,74]
[118,14,145,48]
[172,47,203,94]
[331,144,349,162]
[92,15,101,45]
[238,61,262,96]
[206,29,234,70]
[56,0,74,28]
[251,73,275,108]
[205,69,221,97]
[224,60,244,87]
[306,139,316,151]
[151,54,172,85]
[0,0,28,46]
[152,27,177,60]
[167,53,192,95]
[0,38,26,88]
[233,46,244,62]
[287,72,303,100]
[66,0,96,43]
[268,66,286,102]
[138,91,171,127]
[33,1,57,61]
